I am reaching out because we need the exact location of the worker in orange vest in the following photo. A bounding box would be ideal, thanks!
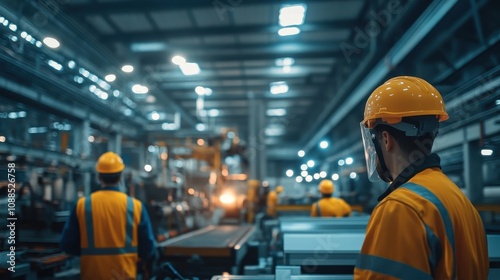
[311,179,351,217]
[246,179,260,223]
[266,185,283,217]
[60,152,156,279]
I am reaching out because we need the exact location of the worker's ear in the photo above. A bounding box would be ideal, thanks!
[381,131,395,152]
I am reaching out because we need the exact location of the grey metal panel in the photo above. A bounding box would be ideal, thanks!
[284,233,500,266]
[284,233,365,266]
[280,217,369,234]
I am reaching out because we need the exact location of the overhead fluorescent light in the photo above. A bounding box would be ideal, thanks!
[278,27,301,36]
[43,37,60,48]
[132,84,149,94]
[204,88,212,96]
[196,123,206,131]
[67,60,76,69]
[79,68,90,77]
[266,108,287,116]
[150,111,160,121]
[113,90,121,97]
[105,74,116,82]
[162,122,178,130]
[319,140,328,149]
[279,4,307,27]
[28,127,48,134]
[172,55,187,65]
[270,81,289,94]
[265,124,285,136]
[332,173,339,181]
[276,57,295,66]
[121,65,134,73]
[47,60,63,71]
[496,99,500,106]
[131,42,167,52]
[481,149,493,156]
[283,66,292,73]
[180,63,200,75]
[208,109,220,117]
[195,86,205,95]
[346,157,354,165]
[8,23,17,32]
[298,150,305,157]
[35,41,42,48]
[0,136,5,142]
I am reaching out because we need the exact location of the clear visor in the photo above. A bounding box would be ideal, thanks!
[360,122,381,182]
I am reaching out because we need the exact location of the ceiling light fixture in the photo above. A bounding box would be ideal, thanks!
[121,65,134,73]
[270,81,289,94]
[180,62,200,75]
[278,27,301,36]
[132,84,149,94]
[172,55,187,65]
[279,4,307,27]
[43,37,60,48]
[105,74,116,82]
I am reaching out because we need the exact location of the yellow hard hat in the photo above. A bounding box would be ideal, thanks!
[248,179,260,188]
[362,76,448,129]
[276,185,284,194]
[96,152,125,174]
[318,180,334,194]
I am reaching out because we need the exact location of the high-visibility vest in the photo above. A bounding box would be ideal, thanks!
[311,197,352,217]
[76,190,142,279]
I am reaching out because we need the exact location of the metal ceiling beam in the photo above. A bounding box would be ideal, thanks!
[135,41,342,54]
[171,92,319,101]
[301,0,459,153]
[158,74,327,84]
[101,21,354,43]
[64,0,359,16]
[161,84,318,91]
[143,50,342,64]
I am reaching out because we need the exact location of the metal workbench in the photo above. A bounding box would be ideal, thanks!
[158,225,256,278]
[279,216,369,234]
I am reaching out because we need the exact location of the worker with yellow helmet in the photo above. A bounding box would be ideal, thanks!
[311,179,351,217]
[266,185,283,217]
[354,77,488,279]
[60,151,157,279]
[246,179,260,223]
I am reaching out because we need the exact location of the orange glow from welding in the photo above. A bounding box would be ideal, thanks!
[188,188,195,195]
[197,138,205,146]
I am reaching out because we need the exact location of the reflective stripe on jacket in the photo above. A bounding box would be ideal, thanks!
[76,189,142,279]
[354,168,488,279]
[311,197,352,217]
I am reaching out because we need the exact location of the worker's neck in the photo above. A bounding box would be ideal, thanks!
[101,183,119,188]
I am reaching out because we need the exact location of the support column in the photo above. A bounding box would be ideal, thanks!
[81,120,91,159]
[463,138,484,203]
[107,133,122,154]
[257,99,267,181]
[81,120,91,196]
[248,95,259,180]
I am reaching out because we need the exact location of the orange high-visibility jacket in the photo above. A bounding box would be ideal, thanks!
[267,190,279,217]
[354,168,489,279]
[76,190,143,279]
[311,197,352,217]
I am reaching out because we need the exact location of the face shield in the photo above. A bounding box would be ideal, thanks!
[360,122,381,182]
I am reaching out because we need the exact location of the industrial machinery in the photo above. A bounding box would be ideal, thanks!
[157,225,256,279]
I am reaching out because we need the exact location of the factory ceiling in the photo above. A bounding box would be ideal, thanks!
[0,0,499,164]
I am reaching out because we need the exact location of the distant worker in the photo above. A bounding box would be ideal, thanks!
[266,185,283,217]
[355,76,488,279]
[311,180,351,217]
[60,151,157,279]
[246,179,260,223]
